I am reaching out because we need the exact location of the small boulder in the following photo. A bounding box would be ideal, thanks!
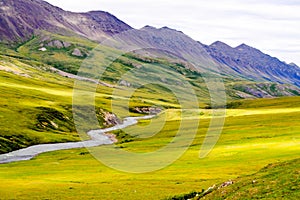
[119,80,131,87]
[72,48,84,57]
[63,41,71,48]
[47,40,64,49]
[38,47,47,52]
[218,180,234,189]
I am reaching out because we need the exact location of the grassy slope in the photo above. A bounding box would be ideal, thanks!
[0,97,299,199]
[14,32,298,102]
[167,158,300,200]
[0,33,212,152]
[0,34,299,199]
[0,54,79,152]
[0,46,182,153]
[202,158,300,199]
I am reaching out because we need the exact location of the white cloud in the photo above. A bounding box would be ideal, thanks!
[45,0,300,65]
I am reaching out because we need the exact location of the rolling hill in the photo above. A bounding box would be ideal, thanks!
[0,0,299,153]
[0,1,299,200]
[0,0,299,99]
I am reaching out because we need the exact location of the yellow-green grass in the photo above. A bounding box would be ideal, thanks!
[167,158,300,200]
[194,158,300,199]
[13,32,245,106]
[0,56,78,152]
[1,42,300,199]
[0,54,181,153]
[1,31,299,199]
[0,97,299,199]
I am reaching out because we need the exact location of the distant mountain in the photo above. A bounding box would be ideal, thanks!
[289,63,299,68]
[0,0,132,42]
[0,0,299,96]
[112,26,300,88]
[110,25,242,78]
[204,42,300,87]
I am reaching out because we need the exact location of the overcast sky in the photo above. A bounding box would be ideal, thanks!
[45,0,300,65]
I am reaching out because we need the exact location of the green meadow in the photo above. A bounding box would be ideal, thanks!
[0,51,179,153]
[0,96,299,199]
[200,158,300,199]
[0,34,299,199]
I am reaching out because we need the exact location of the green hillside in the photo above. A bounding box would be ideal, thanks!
[168,158,299,200]
[0,96,299,199]
[0,32,299,200]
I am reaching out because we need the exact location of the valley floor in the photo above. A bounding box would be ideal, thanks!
[0,97,299,199]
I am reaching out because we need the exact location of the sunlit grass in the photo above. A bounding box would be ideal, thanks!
[0,97,299,199]
[0,38,299,199]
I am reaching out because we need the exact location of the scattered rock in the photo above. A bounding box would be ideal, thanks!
[218,180,234,189]
[72,48,84,57]
[47,40,64,49]
[132,107,162,114]
[43,39,72,49]
[104,133,118,143]
[203,184,216,195]
[119,80,131,87]
[100,109,122,127]
[50,121,58,129]
[38,47,47,52]
[62,41,71,48]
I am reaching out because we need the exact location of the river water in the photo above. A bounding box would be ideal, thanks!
[0,115,155,164]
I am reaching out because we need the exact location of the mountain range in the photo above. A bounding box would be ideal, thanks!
[0,0,132,42]
[0,0,300,99]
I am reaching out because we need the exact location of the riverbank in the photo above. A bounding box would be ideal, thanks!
[0,115,155,164]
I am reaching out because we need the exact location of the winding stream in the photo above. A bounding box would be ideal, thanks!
[0,115,155,164]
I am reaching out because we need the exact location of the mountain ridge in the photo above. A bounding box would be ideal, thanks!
[0,0,299,91]
[0,0,132,43]
[204,39,300,86]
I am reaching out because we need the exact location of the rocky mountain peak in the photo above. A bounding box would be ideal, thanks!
[0,0,299,89]
[211,41,232,48]
[235,43,257,52]
[160,26,183,33]
[141,25,184,35]
[141,25,157,30]
[289,63,299,68]
[205,41,300,87]
[0,0,132,42]
[209,41,234,52]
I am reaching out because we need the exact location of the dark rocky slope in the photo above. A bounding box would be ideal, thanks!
[0,0,132,42]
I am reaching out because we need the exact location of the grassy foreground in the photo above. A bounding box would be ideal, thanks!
[167,158,300,200]
[0,97,299,199]
[202,158,299,199]
[1,36,299,199]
